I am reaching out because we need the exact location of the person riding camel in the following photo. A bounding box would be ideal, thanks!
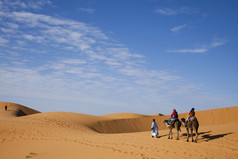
[189,108,195,118]
[171,109,178,118]
[168,109,178,125]
[188,108,195,119]
[186,108,195,126]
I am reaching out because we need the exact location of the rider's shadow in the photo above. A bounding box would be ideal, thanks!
[201,132,233,142]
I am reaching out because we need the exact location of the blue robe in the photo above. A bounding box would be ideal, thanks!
[151,122,159,137]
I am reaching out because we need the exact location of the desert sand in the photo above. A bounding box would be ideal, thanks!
[0,102,238,159]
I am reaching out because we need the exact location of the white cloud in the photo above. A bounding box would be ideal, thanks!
[167,48,208,53]
[167,39,227,53]
[155,7,199,16]
[155,8,177,16]
[107,48,144,59]
[79,8,95,14]
[0,11,108,51]
[171,24,187,33]
[61,59,87,65]
[210,39,227,47]
[0,27,14,33]
[0,0,51,11]
[6,22,19,29]
[0,36,9,45]
[22,34,45,42]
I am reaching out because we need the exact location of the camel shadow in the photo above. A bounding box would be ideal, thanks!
[180,131,233,142]
[159,131,212,139]
[181,131,211,137]
[201,132,233,142]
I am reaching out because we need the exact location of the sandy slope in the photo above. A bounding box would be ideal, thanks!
[101,113,150,119]
[0,102,40,118]
[0,102,237,159]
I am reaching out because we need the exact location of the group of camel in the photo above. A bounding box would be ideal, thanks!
[163,117,199,143]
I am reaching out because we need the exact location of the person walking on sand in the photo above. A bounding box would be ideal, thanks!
[151,119,159,138]
[5,105,7,111]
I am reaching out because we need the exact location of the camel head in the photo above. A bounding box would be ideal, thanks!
[163,120,171,128]
[163,120,168,124]
[181,118,185,123]
[181,118,186,127]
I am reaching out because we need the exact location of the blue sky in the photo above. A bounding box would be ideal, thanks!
[0,0,237,115]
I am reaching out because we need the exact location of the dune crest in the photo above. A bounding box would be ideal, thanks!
[101,113,150,119]
[0,102,40,118]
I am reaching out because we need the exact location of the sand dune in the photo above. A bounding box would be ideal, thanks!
[0,102,238,159]
[101,113,150,119]
[0,102,40,118]
[95,106,238,133]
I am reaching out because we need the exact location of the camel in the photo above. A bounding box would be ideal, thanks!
[163,119,181,140]
[181,117,199,143]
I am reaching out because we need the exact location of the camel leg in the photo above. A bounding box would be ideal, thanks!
[168,128,173,139]
[195,128,198,143]
[176,125,179,140]
[186,128,189,142]
[168,128,171,139]
[171,128,173,139]
[191,128,194,142]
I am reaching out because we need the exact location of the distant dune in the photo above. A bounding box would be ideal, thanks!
[0,102,40,118]
[96,106,238,133]
[101,113,150,119]
[0,102,237,159]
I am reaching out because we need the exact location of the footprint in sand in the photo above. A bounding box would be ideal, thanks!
[25,152,37,158]
[1,138,6,143]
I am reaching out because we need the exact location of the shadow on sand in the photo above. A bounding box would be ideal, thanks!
[5,109,27,117]
[158,134,169,138]
[181,131,212,137]
[16,109,27,117]
[160,131,233,143]
[159,131,212,139]
[201,132,233,142]
[181,131,233,143]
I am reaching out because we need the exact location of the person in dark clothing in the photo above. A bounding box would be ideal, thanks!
[189,108,195,118]
[168,109,178,125]
[171,109,178,118]
[186,108,195,126]
[5,105,7,111]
